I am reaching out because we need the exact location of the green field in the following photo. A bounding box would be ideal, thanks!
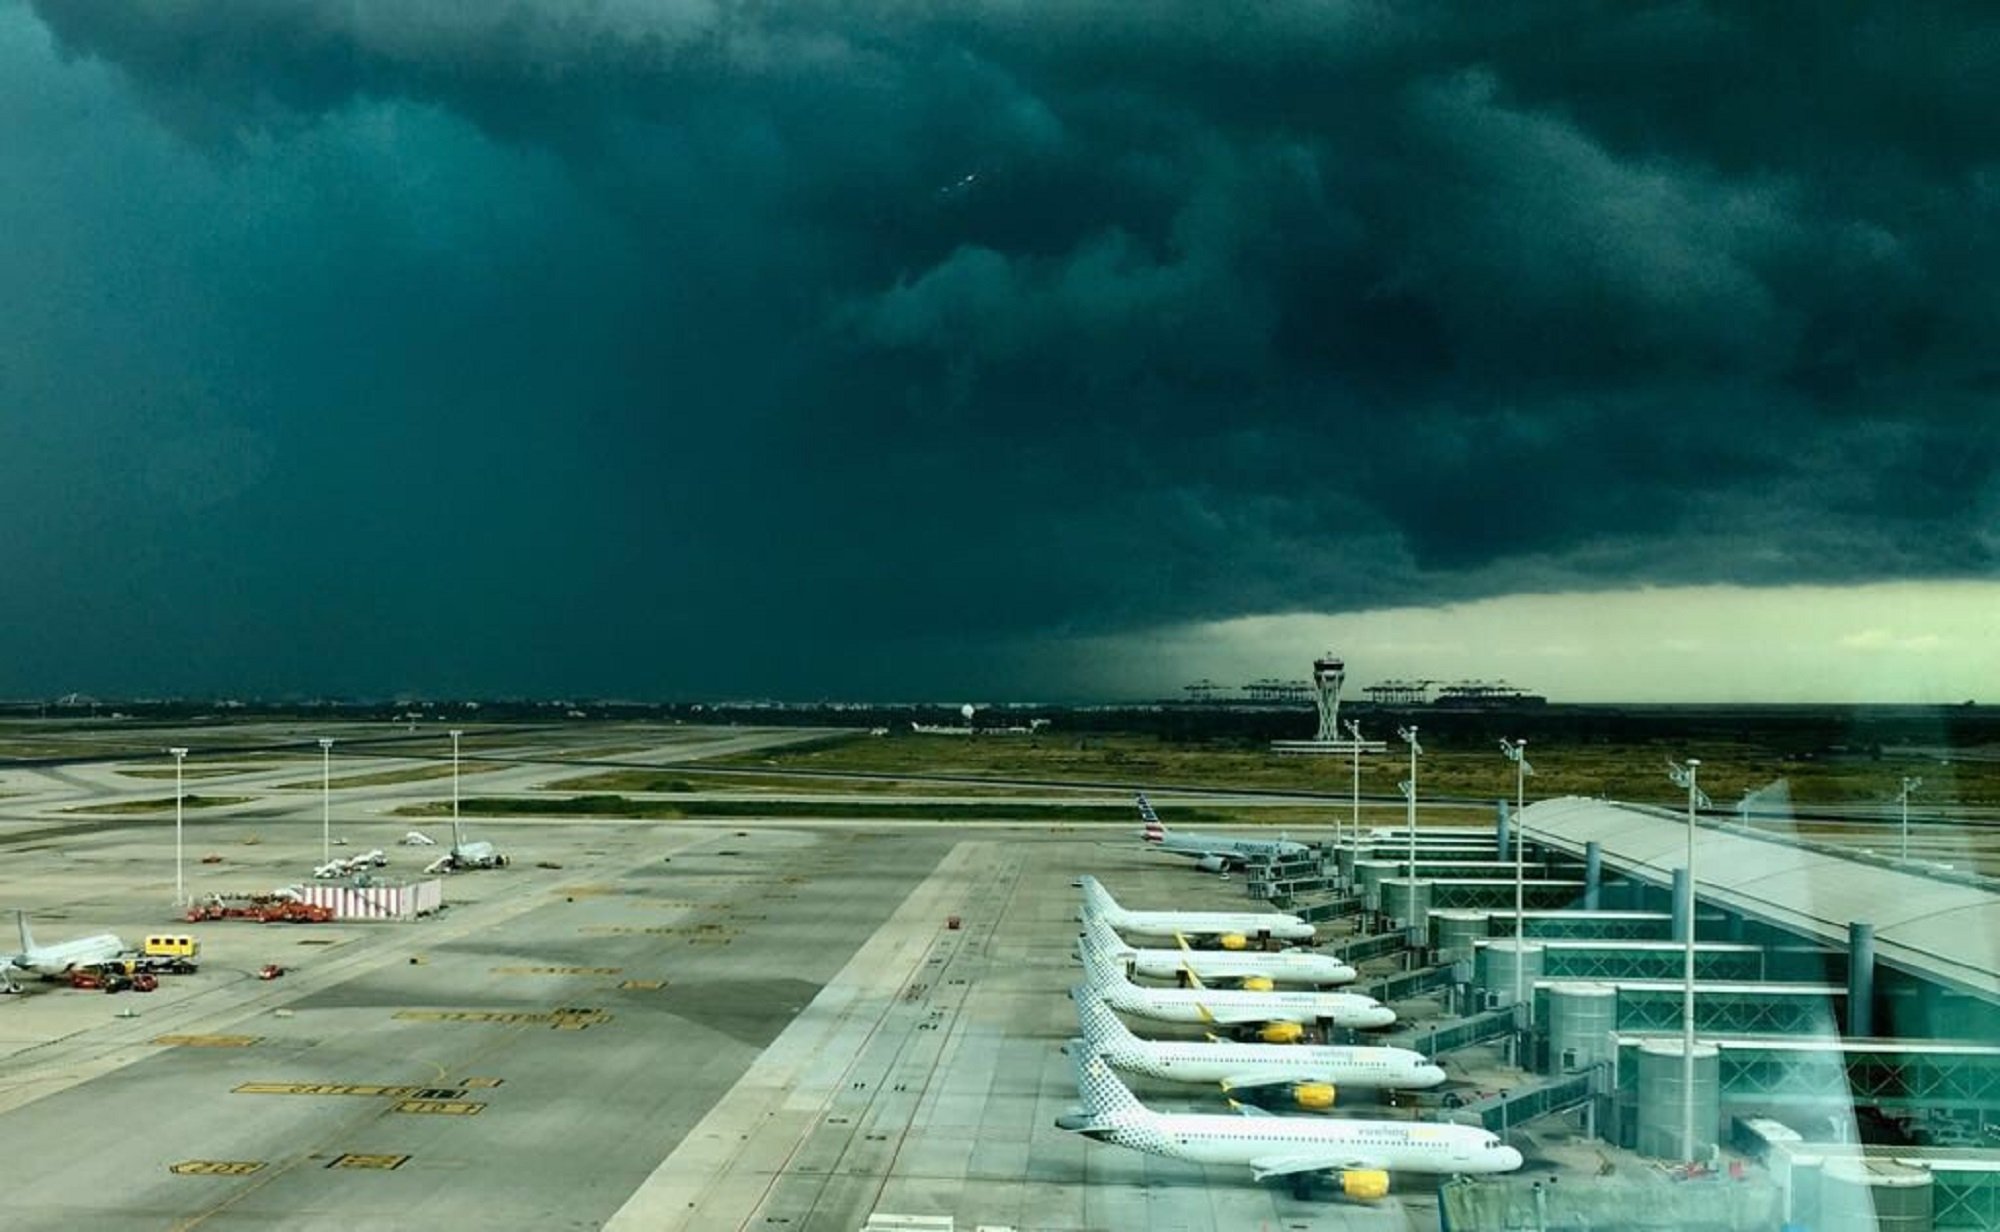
[395,794,1368,825]
[65,794,256,815]
[700,732,1999,809]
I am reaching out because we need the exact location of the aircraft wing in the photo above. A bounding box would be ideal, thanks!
[1192,1001,1276,1026]
[1250,1151,1384,1181]
[1221,1071,1327,1093]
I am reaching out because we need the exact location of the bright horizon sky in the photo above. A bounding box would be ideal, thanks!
[1055,580,2000,705]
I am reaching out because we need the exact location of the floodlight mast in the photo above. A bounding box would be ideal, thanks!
[1344,718,1365,873]
[1397,726,1421,880]
[1899,776,1923,863]
[1666,756,1706,1163]
[318,737,336,864]
[1501,739,1534,1029]
[168,747,190,906]
[449,729,464,840]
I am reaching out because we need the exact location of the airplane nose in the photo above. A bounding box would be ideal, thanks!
[1367,1007,1398,1028]
[1497,1146,1524,1171]
[1421,1064,1448,1086]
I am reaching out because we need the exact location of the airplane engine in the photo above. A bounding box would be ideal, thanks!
[1196,855,1228,874]
[1254,1021,1306,1044]
[1218,933,1250,951]
[1239,976,1276,993]
[1292,1082,1336,1110]
[1338,1169,1391,1200]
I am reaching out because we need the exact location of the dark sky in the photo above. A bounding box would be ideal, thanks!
[3,2,1995,700]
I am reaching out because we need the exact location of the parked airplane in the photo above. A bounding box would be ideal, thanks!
[1077,915,1356,988]
[1137,793,1307,872]
[1077,875,1313,947]
[1079,930,1394,1037]
[2,911,127,988]
[1057,1048,1522,1199]
[437,818,509,871]
[1073,986,1442,1109]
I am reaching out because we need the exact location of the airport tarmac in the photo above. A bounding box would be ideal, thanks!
[0,728,1522,1230]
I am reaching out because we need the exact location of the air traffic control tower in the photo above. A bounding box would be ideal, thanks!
[1273,652,1385,754]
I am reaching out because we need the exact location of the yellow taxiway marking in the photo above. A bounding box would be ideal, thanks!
[327,1154,410,1170]
[396,1099,485,1116]
[618,979,667,990]
[460,1076,504,1089]
[154,1034,260,1048]
[395,1008,611,1029]
[234,1083,422,1097]
[171,1161,266,1176]
[491,965,623,976]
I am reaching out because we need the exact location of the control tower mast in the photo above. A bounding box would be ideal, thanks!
[1312,653,1346,742]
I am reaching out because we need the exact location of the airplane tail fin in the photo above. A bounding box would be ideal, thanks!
[1079,876,1121,916]
[1072,1046,1151,1122]
[1137,794,1165,843]
[1073,985,1138,1048]
[1077,935,1128,990]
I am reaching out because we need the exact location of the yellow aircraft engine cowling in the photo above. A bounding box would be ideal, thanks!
[1239,975,1276,992]
[1255,1021,1306,1044]
[1292,1082,1336,1110]
[1219,933,1250,951]
[1339,1169,1391,1200]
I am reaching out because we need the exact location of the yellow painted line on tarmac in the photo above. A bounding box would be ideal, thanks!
[234,1082,423,1097]
[491,965,623,976]
[328,1154,411,1170]
[154,1034,260,1047]
[171,1161,266,1176]
[395,1099,485,1116]
[619,979,667,990]
[395,1008,611,1029]
[460,1076,504,1089]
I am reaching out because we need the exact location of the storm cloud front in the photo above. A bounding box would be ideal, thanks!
[3,2,1995,699]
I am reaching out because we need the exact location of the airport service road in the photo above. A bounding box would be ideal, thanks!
[0,824,951,1232]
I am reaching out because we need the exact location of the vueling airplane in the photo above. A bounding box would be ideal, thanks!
[1073,986,1443,1110]
[1137,793,1307,872]
[1056,1048,1520,1200]
[1079,929,1394,1038]
[1076,915,1356,988]
[1077,875,1314,947]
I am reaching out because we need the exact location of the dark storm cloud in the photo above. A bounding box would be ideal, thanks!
[8,1,1998,697]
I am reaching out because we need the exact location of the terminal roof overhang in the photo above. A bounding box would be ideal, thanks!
[1520,796,2000,1004]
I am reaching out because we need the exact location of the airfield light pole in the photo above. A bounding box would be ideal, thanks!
[449,729,464,827]
[1344,719,1365,873]
[169,746,189,906]
[1667,756,1709,1162]
[318,737,335,864]
[1501,739,1534,1028]
[1899,776,1923,863]
[1397,726,1422,879]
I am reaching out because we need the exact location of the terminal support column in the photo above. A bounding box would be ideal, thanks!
[1848,920,1876,1038]
[1583,841,1602,911]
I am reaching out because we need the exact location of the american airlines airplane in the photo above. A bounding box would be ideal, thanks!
[1079,929,1394,1037]
[1057,1048,1521,1200]
[1073,987,1442,1110]
[1136,793,1307,872]
[1076,915,1356,988]
[1077,875,1314,947]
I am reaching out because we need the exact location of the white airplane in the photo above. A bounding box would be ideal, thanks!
[1077,915,1356,988]
[1080,929,1394,1037]
[1073,986,1442,1110]
[1077,875,1313,947]
[443,817,508,870]
[2,911,127,987]
[399,830,437,846]
[1057,1048,1521,1200]
[1137,793,1308,872]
